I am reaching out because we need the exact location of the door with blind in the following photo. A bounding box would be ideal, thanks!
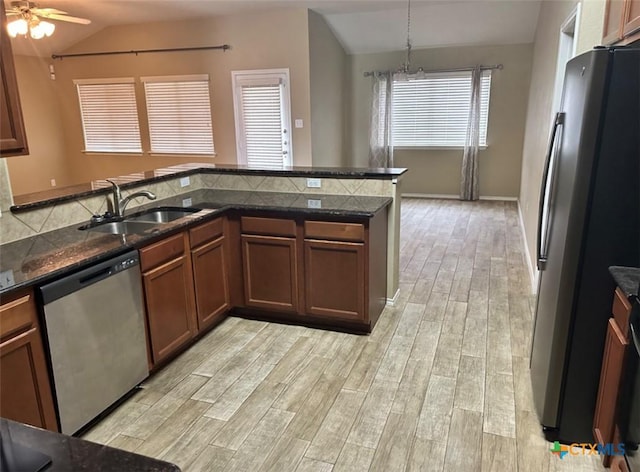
[232,69,292,169]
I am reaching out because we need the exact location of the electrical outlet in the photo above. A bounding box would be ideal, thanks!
[306,178,321,188]
[50,179,56,187]
[307,199,322,209]
[295,119,304,128]
[0,270,15,290]
[182,197,192,207]
[180,176,190,187]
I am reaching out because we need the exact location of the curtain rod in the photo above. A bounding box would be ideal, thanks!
[363,63,503,77]
[51,44,230,60]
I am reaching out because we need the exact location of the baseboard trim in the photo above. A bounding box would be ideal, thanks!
[402,193,518,202]
[517,199,538,294]
[386,289,400,306]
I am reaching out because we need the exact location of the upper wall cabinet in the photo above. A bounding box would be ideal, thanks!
[0,8,28,156]
[603,0,640,45]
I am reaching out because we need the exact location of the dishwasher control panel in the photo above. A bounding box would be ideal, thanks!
[114,256,139,273]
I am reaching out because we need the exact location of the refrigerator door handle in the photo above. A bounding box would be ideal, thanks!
[536,112,565,271]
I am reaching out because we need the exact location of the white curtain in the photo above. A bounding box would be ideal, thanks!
[460,66,482,201]
[368,72,394,168]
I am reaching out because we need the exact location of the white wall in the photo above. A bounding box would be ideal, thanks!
[308,11,348,167]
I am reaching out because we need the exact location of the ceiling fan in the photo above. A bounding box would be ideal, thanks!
[5,1,91,39]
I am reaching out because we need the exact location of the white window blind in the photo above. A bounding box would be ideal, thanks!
[75,78,142,153]
[142,75,215,155]
[232,70,292,170]
[391,71,491,147]
[241,84,284,169]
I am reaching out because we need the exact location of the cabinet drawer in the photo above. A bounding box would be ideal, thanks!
[612,287,632,339]
[241,216,296,237]
[0,290,35,341]
[140,233,185,272]
[304,221,365,242]
[189,217,224,249]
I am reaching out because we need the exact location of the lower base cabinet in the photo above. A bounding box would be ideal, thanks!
[304,239,365,321]
[0,290,57,431]
[140,232,197,367]
[141,217,230,368]
[242,234,299,313]
[191,232,230,331]
[237,212,387,331]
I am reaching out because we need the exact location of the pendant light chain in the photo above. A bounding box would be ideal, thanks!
[404,0,412,73]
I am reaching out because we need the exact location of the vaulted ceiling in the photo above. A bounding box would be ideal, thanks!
[4,0,542,56]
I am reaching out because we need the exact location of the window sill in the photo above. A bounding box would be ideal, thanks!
[394,146,488,151]
[82,151,144,156]
[148,152,217,158]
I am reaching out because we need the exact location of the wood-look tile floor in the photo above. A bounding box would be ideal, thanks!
[83,199,605,471]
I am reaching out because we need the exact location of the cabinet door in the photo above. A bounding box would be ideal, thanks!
[143,256,195,364]
[242,234,298,312]
[603,0,626,44]
[0,8,28,156]
[593,318,628,465]
[0,327,57,431]
[192,235,229,331]
[611,455,629,472]
[623,0,640,36]
[304,239,365,321]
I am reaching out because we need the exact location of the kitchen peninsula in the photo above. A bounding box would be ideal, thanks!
[0,164,406,436]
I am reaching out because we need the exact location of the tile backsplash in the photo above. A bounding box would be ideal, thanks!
[0,172,394,245]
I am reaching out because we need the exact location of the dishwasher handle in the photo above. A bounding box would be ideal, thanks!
[40,250,139,305]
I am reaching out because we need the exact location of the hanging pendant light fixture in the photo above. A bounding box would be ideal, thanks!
[396,0,425,81]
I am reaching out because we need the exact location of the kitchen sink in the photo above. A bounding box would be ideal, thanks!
[126,207,201,223]
[82,221,159,235]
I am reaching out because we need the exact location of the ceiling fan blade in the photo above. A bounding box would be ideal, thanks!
[5,11,20,15]
[41,13,91,25]
[33,7,68,15]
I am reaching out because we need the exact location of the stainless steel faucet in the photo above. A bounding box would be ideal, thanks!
[106,180,157,217]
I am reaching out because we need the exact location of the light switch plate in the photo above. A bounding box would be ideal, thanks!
[180,176,190,187]
[295,119,304,128]
[182,198,192,207]
[306,178,321,188]
[307,199,322,209]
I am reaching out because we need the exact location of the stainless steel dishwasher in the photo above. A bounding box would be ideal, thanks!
[39,250,149,435]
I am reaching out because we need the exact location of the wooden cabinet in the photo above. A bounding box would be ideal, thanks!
[0,8,28,156]
[603,0,640,45]
[240,216,299,313]
[304,239,365,321]
[237,211,388,331]
[241,234,299,313]
[0,290,57,431]
[623,0,640,37]
[140,233,196,366]
[611,455,630,472]
[593,319,628,466]
[594,287,633,466]
[190,219,229,331]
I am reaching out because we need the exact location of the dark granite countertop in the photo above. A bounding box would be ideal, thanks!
[11,163,407,212]
[0,418,180,471]
[609,266,640,299]
[0,189,392,296]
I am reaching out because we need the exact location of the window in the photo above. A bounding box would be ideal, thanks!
[142,75,215,155]
[232,69,292,169]
[75,78,142,153]
[391,71,491,148]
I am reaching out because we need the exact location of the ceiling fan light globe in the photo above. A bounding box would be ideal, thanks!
[7,18,28,37]
[40,20,55,36]
[29,22,45,39]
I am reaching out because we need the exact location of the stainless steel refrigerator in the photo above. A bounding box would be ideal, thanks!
[530,46,640,444]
